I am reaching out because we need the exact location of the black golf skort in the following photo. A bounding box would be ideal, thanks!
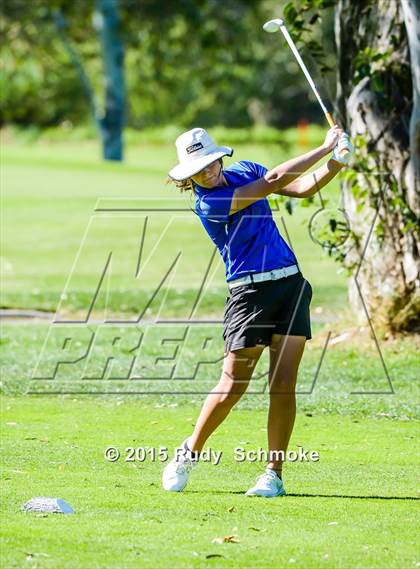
[223,271,312,354]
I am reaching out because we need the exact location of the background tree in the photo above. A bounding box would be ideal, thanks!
[1,0,125,160]
[287,0,419,333]
[336,0,419,332]
[94,0,125,160]
[0,0,332,130]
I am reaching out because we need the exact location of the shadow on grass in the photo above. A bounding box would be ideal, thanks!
[186,491,419,500]
[287,493,419,501]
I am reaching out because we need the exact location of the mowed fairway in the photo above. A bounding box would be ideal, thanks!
[1,398,419,569]
[2,133,419,568]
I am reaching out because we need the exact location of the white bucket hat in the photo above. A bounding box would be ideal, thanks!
[168,127,233,181]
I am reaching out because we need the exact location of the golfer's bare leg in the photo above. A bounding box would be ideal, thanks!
[266,334,306,475]
[188,345,265,452]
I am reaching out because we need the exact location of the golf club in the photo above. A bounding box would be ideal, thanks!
[263,18,348,157]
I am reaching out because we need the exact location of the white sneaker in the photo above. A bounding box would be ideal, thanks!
[162,439,198,492]
[245,468,286,498]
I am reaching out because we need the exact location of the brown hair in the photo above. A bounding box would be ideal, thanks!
[166,176,196,194]
[166,158,224,195]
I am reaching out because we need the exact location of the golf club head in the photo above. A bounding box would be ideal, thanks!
[263,19,284,33]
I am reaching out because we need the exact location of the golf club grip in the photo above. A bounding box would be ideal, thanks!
[325,112,336,128]
[325,112,350,156]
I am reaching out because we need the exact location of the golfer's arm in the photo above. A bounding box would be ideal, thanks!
[264,144,330,188]
[274,159,344,198]
[229,144,329,215]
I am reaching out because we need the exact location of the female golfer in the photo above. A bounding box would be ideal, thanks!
[163,126,352,497]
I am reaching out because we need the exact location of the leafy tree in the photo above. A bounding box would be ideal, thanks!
[0,0,125,160]
[0,0,331,130]
[287,0,419,332]
[0,1,92,126]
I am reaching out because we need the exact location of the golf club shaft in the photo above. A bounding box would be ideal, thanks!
[279,24,335,127]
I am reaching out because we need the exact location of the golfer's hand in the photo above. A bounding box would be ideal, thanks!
[322,125,343,152]
[331,133,354,165]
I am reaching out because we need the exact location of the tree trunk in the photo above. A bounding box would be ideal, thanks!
[95,0,125,161]
[335,0,419,332]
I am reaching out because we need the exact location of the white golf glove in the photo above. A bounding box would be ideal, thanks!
[331,133,354,165]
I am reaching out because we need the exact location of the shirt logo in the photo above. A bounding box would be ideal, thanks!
[186,142,204,154]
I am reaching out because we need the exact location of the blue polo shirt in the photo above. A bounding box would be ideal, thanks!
[194,160,297,282]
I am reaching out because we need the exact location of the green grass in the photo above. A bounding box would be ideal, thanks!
[1,397,419,569]
[1,323,419,419]
[2,131,347,318]
[2,129,419,568]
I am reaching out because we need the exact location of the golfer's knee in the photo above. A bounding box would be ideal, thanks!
[219,392,242,407]
[216,379,248,406]
[269,374,297,395]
